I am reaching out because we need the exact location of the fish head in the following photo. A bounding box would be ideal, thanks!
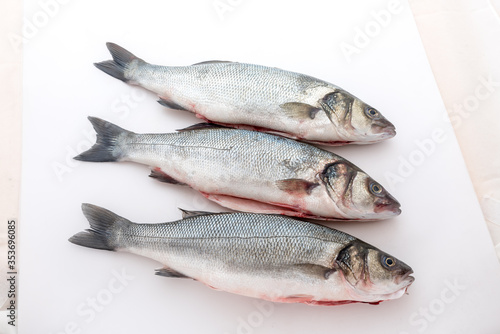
[320,162,401,220]
[335,240,414,301]
[319,90,396,143]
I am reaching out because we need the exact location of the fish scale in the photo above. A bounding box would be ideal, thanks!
[75,117,401,220]
[128,128,330,185]
[95,42,397,145]
[139,63,315,107]
[121,213,349,272]
[70,205,414,305]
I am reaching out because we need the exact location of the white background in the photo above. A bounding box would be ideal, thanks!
[19,0,500,333]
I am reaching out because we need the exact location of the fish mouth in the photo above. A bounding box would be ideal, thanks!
[379,274,414,301]
[371,120,396,139]
[381,270,414,301]
[374,200,401,215]
[396,270,415,291]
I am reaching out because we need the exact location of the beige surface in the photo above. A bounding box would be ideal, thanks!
[1,0,500,330]
[0,0,22,332]
[410,0,500,259]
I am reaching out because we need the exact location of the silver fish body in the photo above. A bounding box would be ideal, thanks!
[95,43,396,145]
[75,117,401,221]
[69,204,414,305]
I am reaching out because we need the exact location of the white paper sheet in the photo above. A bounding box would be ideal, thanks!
[19,0,500,333]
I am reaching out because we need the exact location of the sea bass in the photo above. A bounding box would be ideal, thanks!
[69,204,414,305]
[74,117,401,221]
[95,43,396,145]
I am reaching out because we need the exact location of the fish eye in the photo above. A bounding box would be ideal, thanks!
[382,255,396,268]
[370,182,383,195]
[366,107,379,118]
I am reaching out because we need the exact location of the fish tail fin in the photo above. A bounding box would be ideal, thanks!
[74,116,132,162]
[94,42,145,83]
[69,204,132,251]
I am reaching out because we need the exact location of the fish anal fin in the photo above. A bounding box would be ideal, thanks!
[149,167,186,185]
[157,98,190,111]
[276,179,319,195]
[280,102,321,120]
[155,267,192,279]
[176,123,228,132]
[192,60,234,65]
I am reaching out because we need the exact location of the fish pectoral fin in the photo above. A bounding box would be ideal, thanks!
[155,267,193,279]
[191,60,234,65]
[176,123,228,132]
[293,264,337,280]
[280,102,321,120]
[179,208,218,219]
[275,179,319,195]
[157,98,190,111]
[149,167,186,185]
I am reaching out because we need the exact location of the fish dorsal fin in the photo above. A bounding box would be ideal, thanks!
[280,102,321,120]
[178,208,216,219]
[275,179,319,195]
[191,60,234,65]
[176,123,228,132]
[155,267,192,279]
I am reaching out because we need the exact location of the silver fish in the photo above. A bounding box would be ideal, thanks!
[94,43,396,145]
[69,204,414,305]
[74,117,401,221]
